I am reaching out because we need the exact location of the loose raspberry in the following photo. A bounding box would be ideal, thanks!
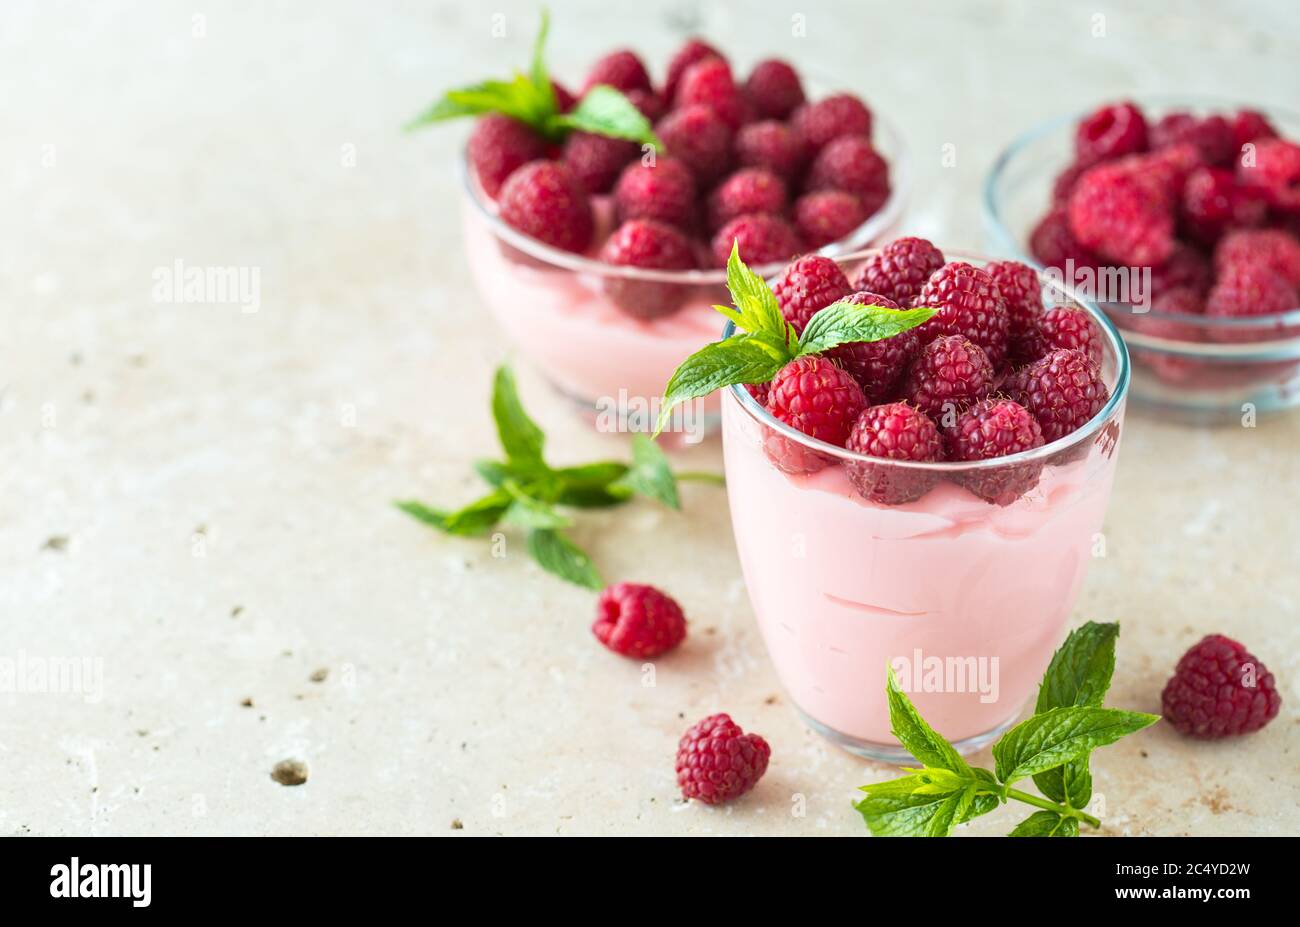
[598,220,697,319]
[772,254,852,332]
[791,94,872,152]
[711,213,802,268]
[1006,349,1109,443]
[498,160,594,253]
[1150,112,1234,166]
[656,104,734,187]
[467,114,548,198]
[1205,263,1297,320]
[735,120,808,182]
[1068,156,1176,266]
[664,38,723,103]
[827,292,920,401]
[625,88,667,123]
[707,168,788,231]
[1018,306,1104,366]
[763,355,866,474]
[581,49,652,95]
[845,403,944,505]
[676,713,770,804]
[560,131,639,194]
[1214,228,1300,286]
[914,262,1011,369]
[1237,138,1300,213]
[1029,208,1099,271]
[743,59,805,120]
[944,399,1045,505]
[985,260,1044,352]
[794,191,867,248]
[1231,109,1277,151]
[614,157,697,231]
[806,135,890,215]
[854,236,945,306]
[593,582,687,658]
[1161,635,1281,739]
[674,56,743,130]
[1181,166,1268,245]
[900,335,995,421]
[1075,101,1149,165]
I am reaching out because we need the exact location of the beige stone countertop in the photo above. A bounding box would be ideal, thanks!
[2,1,1297,836]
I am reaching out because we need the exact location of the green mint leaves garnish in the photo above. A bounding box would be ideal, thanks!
[855,622,1158,837]
[655,244,936,435]
[405,10,659,149]
[395,365,718,590]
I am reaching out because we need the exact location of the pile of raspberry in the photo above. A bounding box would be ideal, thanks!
[755,238,1111,506]
[1029,101,1300,341]
[469,39,892,317]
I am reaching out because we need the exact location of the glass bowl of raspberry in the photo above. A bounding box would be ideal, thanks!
[983,97,1300,421]
[717,243,1129,761]
[454,38,910,439]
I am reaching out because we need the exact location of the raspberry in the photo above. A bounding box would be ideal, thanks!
[498,160,594,253]
[1149,241,1212,300]
[1152,286,1205,316]
[592,582,687,658]
[1237,138,1300,213]
[599,220,697,319]
[743,59,805,119]
[625,88,667,123]
[914,262,1011,369]
[663,38,723,103]
[1075,101,1149,165]
[1161,635,1281,739]
[1029,208,1099,271]
[744,381,770,406]
[985,260,1044,351]
[900,335,995,420]
[1181,166,1268,245]
[707,168,787,231]
[806,136,890,214]
[1214,228,1300,286]
[1068,156,1176,265]
[1006,348,1109,443]
[560,131,639,194]
[735,121,807,182]
[711,213,802,268]
[844,403,944,505]
[1150,112,1234,166]
[676,713,770,804]
[614,157,697,231]
[827,292,920,401]
[656,104,734,187]
[794,191,867,248]
[944,399,1045,505]
[550,80,577,113]
[771,254,852,332]
[1231,109,1277,151]
[1205,263,1297,320]
[674,56,743,130]
[763,355,866,474]
[1052,161,1090,205]
[853,237,945,306]
[1018,306,1104,366]
[791,94,872,152]
[581,49,652,95]
[467,114,548,198]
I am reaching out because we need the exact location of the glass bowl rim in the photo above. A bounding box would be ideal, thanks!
[725,247,1131,473]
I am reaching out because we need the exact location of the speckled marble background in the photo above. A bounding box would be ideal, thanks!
[2,0,1297,836]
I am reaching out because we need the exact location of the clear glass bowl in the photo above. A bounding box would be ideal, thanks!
[460,111,910,438]
[982,96,1300,421]
[722,249,1129,761]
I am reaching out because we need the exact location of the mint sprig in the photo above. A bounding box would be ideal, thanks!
[396,365,719,590]
[855,623,1158,837]
[406,10,659,149]
[655,244,936,435]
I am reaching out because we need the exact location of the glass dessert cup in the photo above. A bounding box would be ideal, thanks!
[982,95,1300,422]
[460,112,910,439]
[721,250,1130,762]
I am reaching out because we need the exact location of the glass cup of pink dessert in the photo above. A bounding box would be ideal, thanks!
[685,238,1130,760]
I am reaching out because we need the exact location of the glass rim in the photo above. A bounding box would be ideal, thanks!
[725,247,1132,473]
[981,93,1300,335]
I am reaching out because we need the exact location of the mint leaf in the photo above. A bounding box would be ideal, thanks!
[993,706,1159,785]
[551,461,634,508]
[502,482,573,530]
[796,302,935,357]
[492,366,546,468]
[526,528,603,590]
[1009,810,1079,837]
[717,242,796,346]
[528,9,554,111]
[959,768,1003,824]
[611,435,679,509]
[393,500,449,529]
[855,768,986,837]
[553,85,659,148]
[886,666,972,776]
[656,332,792,435]
[395,489,511,537]
[406,74,550,131]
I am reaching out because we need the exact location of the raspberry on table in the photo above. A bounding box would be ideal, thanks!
[734,120,808,182]
[826,291,920,401]
[1074,101,1149,166]
[592,582,688,659]
[1214,228,1300,286]
[1067,156,1177,266]
[560,131,640,194]
[771,254,852,333]
[710,213,802,268]
[674,56,744,130]
[1006,348,1110,443]
[806,135,890,215]
[707,168,788,232]
[1017,305,1104,366]
[664,38,723,103]
[581,49,652,95]
[676,713,770,804]
[794,191,868,248]
[914,261,1011,369]
[614,157,698,232]
[1236,138,1300,213]
[844,402,944,505]
[468,114,548,198]
[498,160,594,254]
[763,355,866,474]
[1161,635,1281,739]
[743,59,805,120]
[656,104,734,187]
[944,399,1046,505]
[853,236,945,306]
[1150,111,1235,166]
[599,219,698,319]
[899,334,995,421]
[791,94,872,152]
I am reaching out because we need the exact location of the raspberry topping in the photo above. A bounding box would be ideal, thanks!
[710,213,802,267]
[900,335,995,420]
[985,260,1044,357]
[853,236,945,306]
[707,168,788,232]
[734,120,808,182]
[498,160,594,253]
[743,59,805,120]
[763,355,866,474]
[592,582,687,658]
[794,191,868,249]
[806,135,890,214]
[614,157,698,231]
[1018,305,1104,366]
[656,104,734,187]
[560,131,639,194]
[772,254,852,333]
[1161,635,1281,739]
[674,56,743,130]
[1075,101,1149,166]
[844,403,944,505]
[676,713,771,804]
[914,262,1011,369]
[663,38,723,103]
[1006,348,1110,443]
[598,220,697,319]
[467,114,548,198]
[581,49,653,95]
[944,399,1045,505]
[791,94,873,152]
[827,291,920,401]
